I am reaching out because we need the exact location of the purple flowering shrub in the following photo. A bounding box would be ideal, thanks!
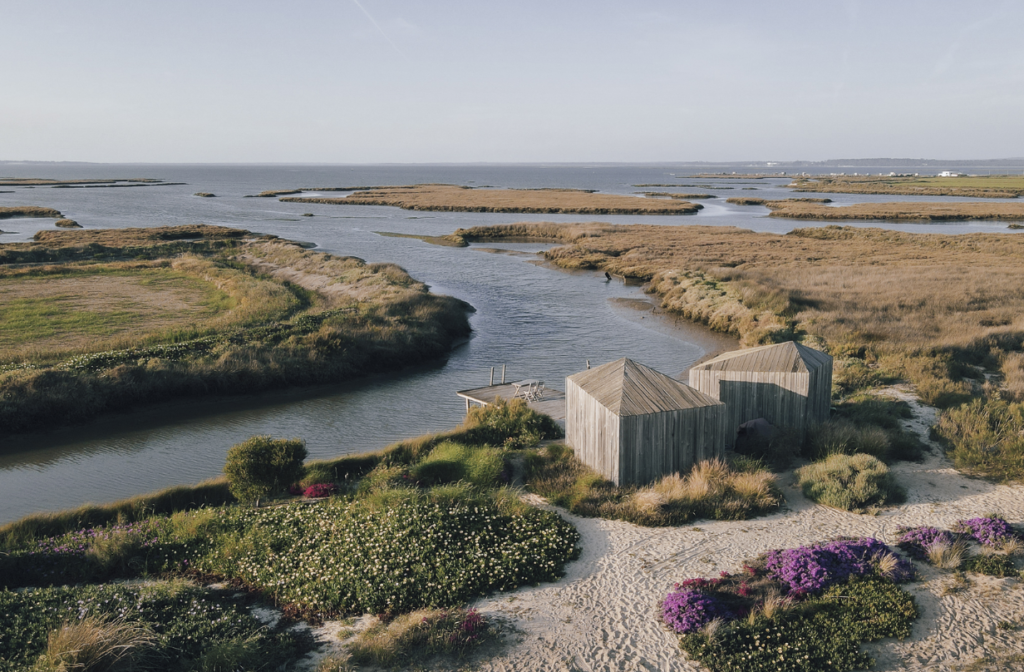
[764,538,915,595]
[661,537,915,641]
[952,517,1017,546]
[895,526,956,560]
[662,590,734,633]
[303,483,338,498]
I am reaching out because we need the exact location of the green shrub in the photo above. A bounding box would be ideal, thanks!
[411,442,505,487]
[963,553,1017,577]
[223,436,307,507]
[464,397,563,448]
[797,453,905,512]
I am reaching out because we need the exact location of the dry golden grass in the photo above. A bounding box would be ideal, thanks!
[790,174,1024,198]
[764,200,1024,221]
[928,539,969,569]
[38,616,158,672]
[54,219,81,228]
[280,184,703,215]
[0,206,63,219]
[526,447,782,526]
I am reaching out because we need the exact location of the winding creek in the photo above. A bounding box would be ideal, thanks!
[0,164,1019,522]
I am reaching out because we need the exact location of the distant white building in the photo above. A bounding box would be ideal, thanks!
[938,171,963,177]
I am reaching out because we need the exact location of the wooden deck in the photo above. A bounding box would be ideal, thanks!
[457,383,566,421]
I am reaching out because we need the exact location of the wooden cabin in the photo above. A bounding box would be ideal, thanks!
[687,341,832,446]
[565,358,726,486]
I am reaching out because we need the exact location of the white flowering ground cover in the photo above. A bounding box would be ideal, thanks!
[193,488,581,619]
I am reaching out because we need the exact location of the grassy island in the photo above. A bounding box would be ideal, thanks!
[0,178,162,187]
[452,221,1024,482]
[790,174,1024,198]
[0,225,471,435]
[0,206,63,220]
[277,184,704,215]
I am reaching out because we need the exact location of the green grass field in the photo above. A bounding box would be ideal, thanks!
[0,268,234,359]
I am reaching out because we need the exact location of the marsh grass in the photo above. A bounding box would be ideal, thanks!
[525,447,781,526]
[796,453,905,512]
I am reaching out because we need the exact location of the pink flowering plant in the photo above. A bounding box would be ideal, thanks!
[303,482,338,498]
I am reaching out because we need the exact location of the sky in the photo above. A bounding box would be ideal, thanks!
[3,0,1023,163]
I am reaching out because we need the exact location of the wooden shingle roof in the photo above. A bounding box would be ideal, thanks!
[689,341,831,374]
[568,358,722,416]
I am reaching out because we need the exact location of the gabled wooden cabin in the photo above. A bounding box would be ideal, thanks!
[687,341,832,446]
[565,358,726,486]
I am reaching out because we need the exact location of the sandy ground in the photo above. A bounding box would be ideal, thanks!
[294,386,1024,671]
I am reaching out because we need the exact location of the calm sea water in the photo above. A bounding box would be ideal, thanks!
[0,163,1018,522]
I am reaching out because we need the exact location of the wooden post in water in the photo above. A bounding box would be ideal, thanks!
[587,360,591,369]
[490,367,494,386]
[502,364,506,384]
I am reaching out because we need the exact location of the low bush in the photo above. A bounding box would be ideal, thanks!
[935,398,1024,482]
[224,436,307,507]
[796,453,905,512]
[803,417,923,463]
[0,582,308,672]
[526,447,782,526]
[963,553,1017,577]
[347,608,489,667]
[463,397,563,448]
